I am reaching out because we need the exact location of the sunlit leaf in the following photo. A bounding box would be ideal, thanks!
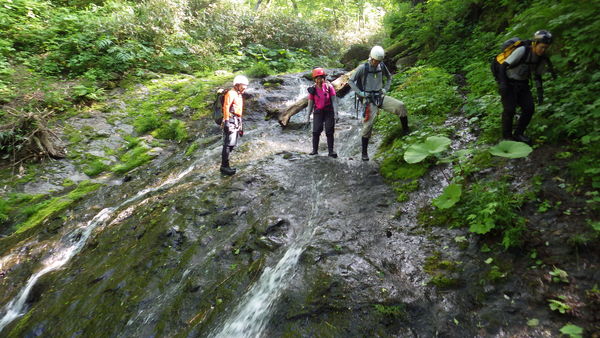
[423,136,451,154]
[560,324,583,338]
[432,183,462,209]
[489,141,533,158]
[404,143,430,163]
[404,136,451,163]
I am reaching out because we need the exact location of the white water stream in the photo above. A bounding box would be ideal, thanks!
[0,71,360,335]
[211,176,325,337]
[0,165,196,332]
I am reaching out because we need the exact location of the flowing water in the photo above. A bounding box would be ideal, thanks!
[0,165,199,331]
[212,176,326,337]
[0,71,486,337]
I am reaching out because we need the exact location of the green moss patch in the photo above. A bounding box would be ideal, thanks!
[14,181,102,234]
[111,144,153,175]
[125,73,231,138]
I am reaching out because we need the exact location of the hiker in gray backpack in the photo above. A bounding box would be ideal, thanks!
[347,46,409,161]
[220,75,249,176]
[495,30,554,144]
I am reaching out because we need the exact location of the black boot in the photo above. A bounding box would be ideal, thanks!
[221,146,236,175]
[400,116,410,136]
[502,112,514,140]
[309,133,319,155]
[326,134,337,158]
[513,133,532,145]
[220,166,236,176]
[514,122,532,145]
[361,137,369,161]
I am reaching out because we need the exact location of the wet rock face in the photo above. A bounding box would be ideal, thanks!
[0,72,447,337]
[2,71,597,337]
[340,44,371,70]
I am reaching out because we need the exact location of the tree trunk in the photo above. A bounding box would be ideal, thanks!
[278,71,354,127]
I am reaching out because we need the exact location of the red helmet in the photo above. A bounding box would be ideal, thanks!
[312,68,326,79]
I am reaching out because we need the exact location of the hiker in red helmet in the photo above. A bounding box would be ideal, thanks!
[306,68,340,158]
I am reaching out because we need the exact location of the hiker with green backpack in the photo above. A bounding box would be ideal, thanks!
[492,30,555,144]
[219,75,249,176]
[348,45,410,161]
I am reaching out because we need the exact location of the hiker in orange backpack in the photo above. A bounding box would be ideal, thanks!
[495,30,555,144]
[220,75,249,176]
[306,68,339,158]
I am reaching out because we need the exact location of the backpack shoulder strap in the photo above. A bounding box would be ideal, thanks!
[381,62,391,79]
[326,82,336,98]
[361,62,369,90]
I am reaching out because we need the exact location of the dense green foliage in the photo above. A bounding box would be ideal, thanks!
[0,0,358,111]
[378,0,599,249]
[384,0,599,142]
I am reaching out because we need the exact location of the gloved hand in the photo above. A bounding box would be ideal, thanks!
[238,129,244,137]
[498,82,509,96]
[359,91,366,98]
[381,89,387,95]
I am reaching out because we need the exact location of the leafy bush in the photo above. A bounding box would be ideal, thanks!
[389,66,461,117]
[452,179,526,249]
[246,62,272,78]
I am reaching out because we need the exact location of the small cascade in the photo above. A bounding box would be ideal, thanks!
[0,165,197,332]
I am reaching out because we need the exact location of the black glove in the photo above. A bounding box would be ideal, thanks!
[238,129,244,137]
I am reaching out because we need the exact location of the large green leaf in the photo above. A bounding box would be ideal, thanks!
[423,136,451,154]
[432,183,462,209]
[560,324,583,338]
[404,143,430,163]
[489,141,533,158]
[404,136,451,163]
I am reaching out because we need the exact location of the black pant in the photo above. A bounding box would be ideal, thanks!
[500,81,535,138]
[221,116,241,167]
[312,105,335,136]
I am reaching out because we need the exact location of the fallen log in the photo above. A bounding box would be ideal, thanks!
[278,70,354,127]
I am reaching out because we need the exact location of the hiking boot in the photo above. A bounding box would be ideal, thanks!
[400,116,410,136]
[328,152,338,158]
[220,166,236,176]
[310,133,320,156]
[361,137,369,161]
[513,134,532,145]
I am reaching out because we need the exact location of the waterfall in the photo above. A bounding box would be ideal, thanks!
[211,176,324,338]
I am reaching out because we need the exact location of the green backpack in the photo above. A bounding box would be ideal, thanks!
[212,88,234,125]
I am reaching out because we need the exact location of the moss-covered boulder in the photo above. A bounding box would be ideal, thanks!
[340,44,370,70]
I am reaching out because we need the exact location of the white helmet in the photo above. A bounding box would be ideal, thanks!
[233,75,249,86]
[369,45,385,61]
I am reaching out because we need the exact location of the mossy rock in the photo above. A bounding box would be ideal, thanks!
[340,44,370,70]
